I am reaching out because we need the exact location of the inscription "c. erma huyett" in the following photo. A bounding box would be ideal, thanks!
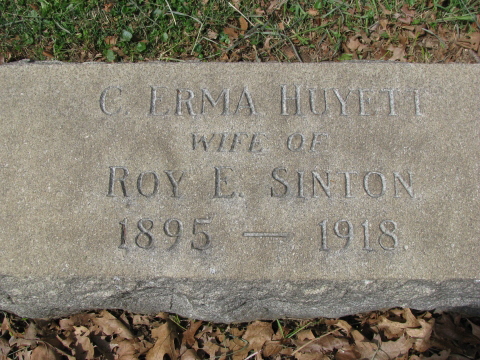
[99,85,423,117]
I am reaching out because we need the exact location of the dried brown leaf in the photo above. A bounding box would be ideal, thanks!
[42,51,54,59]
[146,320,179,360]
[379,3,392,15]
[406,318,434,352]
[387,45,407,61]
[104,36,117,45]
[73,326,95,360]
[294,353,328,360]
[243,321,274,352]
[374,334,414,359]
[346,36,361,51]
[115,339,138,360]
[351,330,377,358]
[31,344,59,360]
[239,17,248,33]
[132,314,151,326]
[182,321,203,347]
[207,30,218,39]
[457,32,480,51]
[327,319,352,335]
[181,348,200,360]
[223,27,238,40]
[93,310,133,339]
[263,340,283,357]
[104,3,114,12]
[335,346,361,360]
[0,338,10,357]
[294,334,349,353]
[296,330,315,341]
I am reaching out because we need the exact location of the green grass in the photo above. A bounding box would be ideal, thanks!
[0,0,478,62]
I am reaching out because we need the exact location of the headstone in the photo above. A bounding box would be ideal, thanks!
[0,61,479,322]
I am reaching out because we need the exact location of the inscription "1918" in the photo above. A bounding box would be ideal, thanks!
[318,219,398,251]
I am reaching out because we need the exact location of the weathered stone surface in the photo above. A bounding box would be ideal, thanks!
[0,61,479,322]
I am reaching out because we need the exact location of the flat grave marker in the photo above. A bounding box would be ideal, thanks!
[0,62,479,322]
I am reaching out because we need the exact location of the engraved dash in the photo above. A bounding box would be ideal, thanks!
[243,232,290,238]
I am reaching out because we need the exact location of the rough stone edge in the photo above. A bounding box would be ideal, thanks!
[1,276,479,323]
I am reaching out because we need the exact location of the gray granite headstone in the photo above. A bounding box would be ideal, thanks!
[0,62,479,322]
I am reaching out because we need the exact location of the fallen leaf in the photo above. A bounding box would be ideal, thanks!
[42,51,54,59]
[374,333,414,359]
[0,337,10,357]
[296,329,315,341]
[346,36,361,51]
[146,320,179,360]
[31,344,58,360]
[207,30,218,39]
[457,32,480,51]
[239,17,248,33]
[351,330,377,358]
[104,36,118,45]
[294,353,328,360]
[379,3,392,15]
[93,310,134,339]
[326,319,352,336]
[307,9,319,16]
[223,27,238,40]
[406,318,434,352]
[182,321,203,347]
[104,3,114,12]
[181,348,200,360]
[387,45,406,61]
[294,334,350,353]
[73,326,95,360]
[263,340,283,357]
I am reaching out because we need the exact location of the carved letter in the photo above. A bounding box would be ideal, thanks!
[297,171,305,198]
[281,85,302,116]
[176,89,196,115]
[381,89,397,116]
[100,86,122,115]
[214,166,235,198]
[230,132,248,152]
[249,133,266,153]
[312,171,331,198]
[394,172,414,198]
[201,88,230,115]
[235,87,258,115]
[310,133,328,152]
[309,88,328,115]
[271,167,290,197]
[137,171,159,197]
[107,166,129,197]
[333,89,352,116]
[150,86,169,115]
[338,171,357,198]
[358,89,375,116]
[192,133,215,151]
[217,132,229,152]
[364,171,386,198]
[287,133,305,152]
[165,170,184,198]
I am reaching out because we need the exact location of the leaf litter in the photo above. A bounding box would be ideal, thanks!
[1,308,480,359]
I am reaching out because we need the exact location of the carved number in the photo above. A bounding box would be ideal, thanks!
[319,219,398,251]
[118,216,214,250]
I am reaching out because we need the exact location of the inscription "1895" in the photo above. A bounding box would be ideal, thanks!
[118,216,214,251]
